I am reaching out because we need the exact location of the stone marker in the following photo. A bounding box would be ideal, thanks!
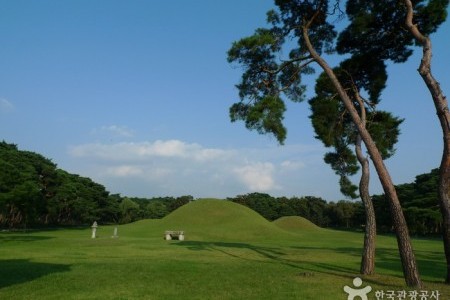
[112,227,118,238]
[91,221,98,239]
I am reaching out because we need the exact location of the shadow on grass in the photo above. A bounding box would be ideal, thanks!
[0,226,88,242]
[174,241,359,280]
[0,234,53,243]
[290,245,446,285]
[175,241,446,287]
[175,241,285,260]
[0,259,71,289]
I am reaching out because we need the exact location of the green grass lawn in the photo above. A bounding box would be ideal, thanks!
[0,199,448,299]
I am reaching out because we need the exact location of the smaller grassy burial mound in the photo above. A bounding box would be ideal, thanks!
[159,199,290,241]
[273,216,321,232]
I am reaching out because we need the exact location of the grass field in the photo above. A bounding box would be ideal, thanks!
[0,199,448,299]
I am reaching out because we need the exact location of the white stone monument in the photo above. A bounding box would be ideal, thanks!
[91,221,98,239]
[111,227,118,238]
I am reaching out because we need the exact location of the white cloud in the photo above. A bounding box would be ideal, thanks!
[233,162,277,191]
[106,165,144,177]
[280,160,305,171]
[148,139,189,157]
[69,140,230,162]
[67,139,335,199]
[92,125,135,138]
[0,98,14,113]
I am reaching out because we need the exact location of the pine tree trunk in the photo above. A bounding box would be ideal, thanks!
[441,157,450,284]
[356,135,376,275]
[354,87,376,275]
[403,0,450,283]
[302,24,422,287]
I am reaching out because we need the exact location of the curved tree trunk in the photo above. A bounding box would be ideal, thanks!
[353,85,377,275]
[356,135,376,275]
[403,0,450,283]
[302,19,422,287]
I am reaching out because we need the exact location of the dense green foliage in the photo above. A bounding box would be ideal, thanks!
[337,0,448,62]
[228,168,441,236]
[0,141,192,229]
[0,141,114,228]
[118,195,193,223]
[228,192,364,228]
[309,65,404,198]
[373,169,441,235]
[228,193,330,226]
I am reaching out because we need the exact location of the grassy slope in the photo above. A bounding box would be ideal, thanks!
[0,199,448,299]
[273,215,321,231]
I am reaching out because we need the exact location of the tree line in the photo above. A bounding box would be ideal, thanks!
[0,141,191,229]
[227,168,441,236]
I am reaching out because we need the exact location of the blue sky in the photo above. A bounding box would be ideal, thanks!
[0,1,449,201]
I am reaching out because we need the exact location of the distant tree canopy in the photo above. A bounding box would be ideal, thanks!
[228,193,330,226]
[228,168,441,236]
[373,168,441,235]
[0,141,192,229]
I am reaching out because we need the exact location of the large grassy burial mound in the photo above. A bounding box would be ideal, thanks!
[118,199,291,242]
[273,216,321,232]
[159,199,289,241]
